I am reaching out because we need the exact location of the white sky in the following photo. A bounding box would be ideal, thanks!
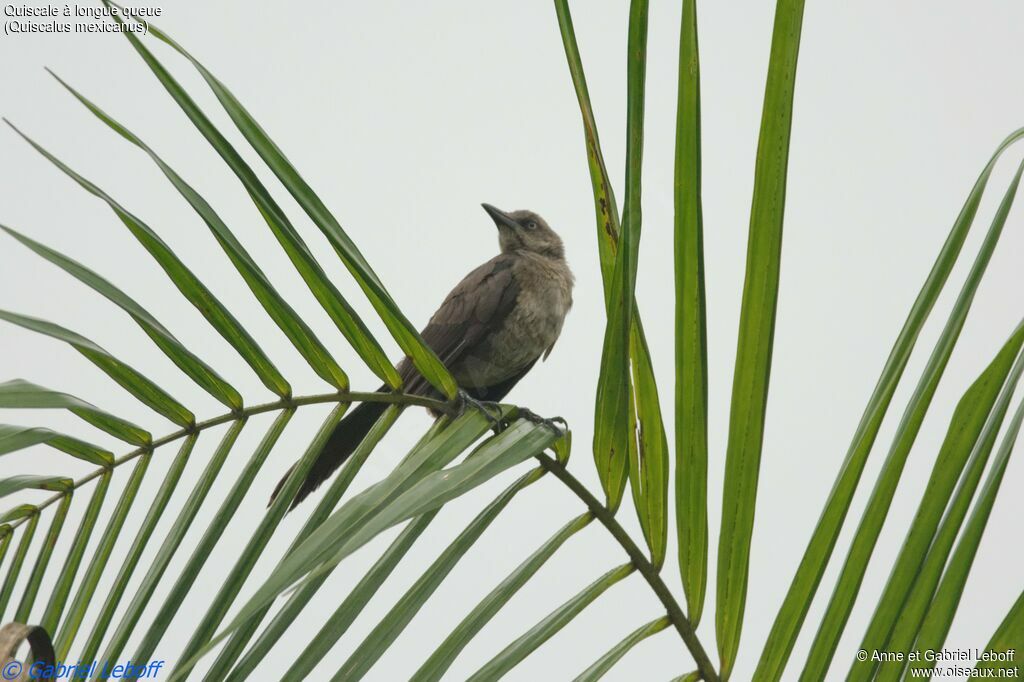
[1,2,1023,680]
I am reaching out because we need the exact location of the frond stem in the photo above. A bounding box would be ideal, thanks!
[535,452,719,682]
[4,390,450,530]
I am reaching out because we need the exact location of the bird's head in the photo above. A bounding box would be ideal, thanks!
[482,204,565,259]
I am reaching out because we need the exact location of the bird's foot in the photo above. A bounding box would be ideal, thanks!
[456,389,505,432]
[515,408,567,434]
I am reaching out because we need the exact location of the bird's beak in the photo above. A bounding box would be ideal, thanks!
[482,203,519,231]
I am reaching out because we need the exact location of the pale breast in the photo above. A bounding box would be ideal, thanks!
[505,252,574,352]
[453,252,574,388]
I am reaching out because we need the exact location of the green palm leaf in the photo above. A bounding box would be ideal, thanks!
[466,563,636,681]
[0,424,112,467]
[123,410,292,668]
[800,156,1024,681]
[977,590,1024,675]
[171,406,344,672]
[67,443,206,658]
[208,407,404,680]
[0,513,39,620]
[755,126,1024,682]
[0,310,193,426]
[905,360,1024,675]
[54,452,153,658]
[413,511,594,681]
[717,1,805,677]
[39,471,111,634]
[0,379,149,446]
[0,476,73,499]
[283,511,439,681]
[331,466,547,681]
[574,616,671,682]
[13,495,70,624]
[673,0,709,626]
[852,320,1024,680]
[93,419,247,663]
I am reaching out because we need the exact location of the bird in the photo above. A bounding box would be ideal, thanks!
[271,203,574,509]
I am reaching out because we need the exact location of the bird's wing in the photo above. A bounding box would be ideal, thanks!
[398,254,519,396]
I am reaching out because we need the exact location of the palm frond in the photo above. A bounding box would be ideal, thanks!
[800,156,1024,680]
[1,4,1020,681]
[853,320,1024,680]
[880,346,1024,680]
[755,127,1024,681]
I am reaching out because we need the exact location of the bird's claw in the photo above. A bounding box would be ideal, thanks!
[456,390,505,432]
[515,408,567,434]
[454,393,565,435]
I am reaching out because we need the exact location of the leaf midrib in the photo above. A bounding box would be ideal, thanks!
[1,390,450,532]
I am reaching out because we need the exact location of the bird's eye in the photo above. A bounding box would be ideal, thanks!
[525,221,538,230]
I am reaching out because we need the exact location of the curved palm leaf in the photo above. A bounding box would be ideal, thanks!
[573,615,671,682]
[0,424,112,467]
[0,379,149,447]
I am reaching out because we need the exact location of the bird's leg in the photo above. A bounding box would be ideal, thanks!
[456,389,505,432]
[515,407,567,434]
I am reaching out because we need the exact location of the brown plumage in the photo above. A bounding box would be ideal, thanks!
[271,204,574,509]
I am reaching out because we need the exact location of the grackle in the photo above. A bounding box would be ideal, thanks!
[272,203,574,509]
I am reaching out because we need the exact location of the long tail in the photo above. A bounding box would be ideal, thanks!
[270,400,388,510]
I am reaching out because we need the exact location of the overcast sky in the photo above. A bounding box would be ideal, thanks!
[2,2,1023,680]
